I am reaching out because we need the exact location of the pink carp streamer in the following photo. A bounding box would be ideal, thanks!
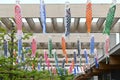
[31,38,37,57]
[105,36,110,56]
[44,50,51,70]
[15,0,22,34]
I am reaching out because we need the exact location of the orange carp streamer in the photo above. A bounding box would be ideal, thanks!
[86,0,92,33]
[61,36,67,55]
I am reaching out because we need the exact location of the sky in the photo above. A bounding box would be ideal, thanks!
[0,0,120,4]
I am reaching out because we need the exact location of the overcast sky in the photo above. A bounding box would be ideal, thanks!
[0,0,120,4]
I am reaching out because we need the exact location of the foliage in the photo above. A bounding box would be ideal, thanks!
[0,21,75,80]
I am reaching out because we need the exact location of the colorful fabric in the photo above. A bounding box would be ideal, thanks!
[71,59,74,69]
[48,38,53,58]
[90,35,94,55]
[94,49,99,68]
[74,51,77,64]
[84,49,89,64]
[53,50,60,74]
[18,38,22,57]
[15,2,22,34]
[105,36,110,56]
[76,65,79,72]
[79,56,82,67]
[105,36,110,64]
[21,52,24,62]
[61,36,67,55]
[64,2,71,37]
[52,67,56,74]
[62,58,65,68]
[44,50,48,64]
[69,65,72,74]
[39,56,42,67]
[31,38,37,57]
[74,67,76,75]
[77,39,81,57]
[65,54,68,63]
[40,0,46,33]
[103,3,116,35]
[86,0,92,33]
[46,59,50,70]
[63,68,66,75]
[38,63,40,71]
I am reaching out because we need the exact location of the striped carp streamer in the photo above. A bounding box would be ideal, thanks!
[65,54,68,63]
[76,65,79,72]
[40,0,46,33]
[63,68,66,75]
[39,56,42,68]
[44,50,48,64]
[69,64,72,74]
[48,37,53,58]
[62,58,65,68]
[86,0,92,33]
[105,36,110,64]
[74,50,77,64]
[21,51,24,62]
[68,59,74,74]
[71,59,74,70]
[3,39,8,57]
[15,0,22,34]
[15,0,23,58]
[90,35,95,55]
[77,38,81,57]
[46,58,50,70]
[38,63,40,71]
[44,50,50,70]
[18,37,22,57]
[31,38,37,57]
[53,50,61,75]
[52,67,56,75]
[74,67,77,75]
[61,36,68,63]
[94,48,99,68]
[103,0,116,35]
[64,1,71,37]
[61,36,67,55]
[38,56,42,71]
[77,38,82,66]
[105,36,110,56]
[84,49,89,64]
